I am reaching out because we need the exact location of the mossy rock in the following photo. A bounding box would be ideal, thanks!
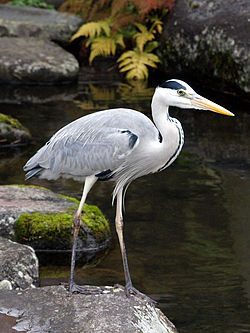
[0,112,31,145]
[14,203,111,251]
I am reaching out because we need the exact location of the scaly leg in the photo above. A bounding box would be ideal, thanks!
[69,175,97,293]
[115,189,155,304]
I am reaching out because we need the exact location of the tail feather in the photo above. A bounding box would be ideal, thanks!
[24,165,43,180]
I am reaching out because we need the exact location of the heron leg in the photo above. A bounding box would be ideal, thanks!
[115,190,156,304]
[115,190,133,294]
[69,175,97,293]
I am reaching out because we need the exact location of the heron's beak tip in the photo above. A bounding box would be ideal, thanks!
[191,96,235,117]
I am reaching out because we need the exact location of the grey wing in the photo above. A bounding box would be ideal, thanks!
[24,111,140,180]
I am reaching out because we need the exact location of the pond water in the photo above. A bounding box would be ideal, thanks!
[0,72,250,332]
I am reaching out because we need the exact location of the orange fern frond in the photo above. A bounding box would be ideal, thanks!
[111,13,138,33]
[88,0,112,20]
[59,0,91,17]
[132,0,174,19]
[110,0,129,16]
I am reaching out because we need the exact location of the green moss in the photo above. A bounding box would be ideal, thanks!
[7,184,50,191]
[0,113,25,130]
[14,203,110,250]
[15,212,74,249]
[9,0,55,9]
[10,184,110,249]
[82,204,110,239]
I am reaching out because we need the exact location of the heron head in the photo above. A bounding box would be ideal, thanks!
[156,79,234,116]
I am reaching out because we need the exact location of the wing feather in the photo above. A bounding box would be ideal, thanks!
[24,110,143,179]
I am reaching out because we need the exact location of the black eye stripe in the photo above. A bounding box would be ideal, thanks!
[159,80,187,90]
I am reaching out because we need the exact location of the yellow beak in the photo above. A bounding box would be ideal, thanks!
[191,96,235,116]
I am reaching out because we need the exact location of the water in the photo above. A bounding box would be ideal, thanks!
[0,73,249,332]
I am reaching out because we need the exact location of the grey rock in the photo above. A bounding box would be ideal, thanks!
[0,113,31,146]
[0,4,83,45]
[0,124,30,145]
[0,285,178,333]
[0,37,79,84]
[0,236,39,290]
[160,0,249,93]
[0,185,77,238]
[0,279,12,290]
[0,185,110,256]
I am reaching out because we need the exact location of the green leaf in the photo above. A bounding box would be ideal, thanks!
[144,41,159,53]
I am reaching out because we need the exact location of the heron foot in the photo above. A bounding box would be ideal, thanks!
[115,283,156,305]
[68,281,113,295]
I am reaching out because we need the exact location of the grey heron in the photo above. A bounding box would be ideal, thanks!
[24,79,234,299]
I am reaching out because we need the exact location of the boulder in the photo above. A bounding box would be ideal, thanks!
[0,112,31,146]
[0,185,77,238]
[0,37,79,84]
[160,0,249,93]
[0,185,110,254]
[0,236,39,290]
[0,4,83,46]
[0,285,178,333]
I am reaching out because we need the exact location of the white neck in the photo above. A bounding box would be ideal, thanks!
[150,89,184,172]
[151,91,170,141]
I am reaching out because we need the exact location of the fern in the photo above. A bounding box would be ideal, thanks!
[59,0,111,20]
[117,20,161,80]
[149,17,163,34]
[132,0,174,19]
[71,20,111,41]
[88,33,125,63]
[65,0,174,80]
[134,23,154,52]
[118,49,160,80]
[89,37,116,63]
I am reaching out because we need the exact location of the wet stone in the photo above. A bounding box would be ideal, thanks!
[160,0,249,92]
[0,185,77,238]
[0,236,39,290]
[0,4,83,46]
[0,185,110,255]
[0,285,178,333]
[0,112,31,146]
[0,37,79,84]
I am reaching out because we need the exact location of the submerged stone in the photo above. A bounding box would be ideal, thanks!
[0,112,31,146]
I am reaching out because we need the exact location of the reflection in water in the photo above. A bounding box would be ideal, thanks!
[0,77,249,332]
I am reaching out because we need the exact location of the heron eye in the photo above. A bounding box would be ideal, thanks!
[177,89,185,96]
